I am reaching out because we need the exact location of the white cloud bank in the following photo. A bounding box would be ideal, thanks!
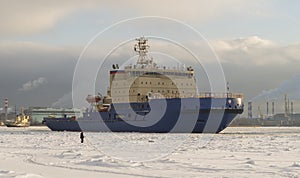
[19,77,48,91]
[0,1,273,36]
[211,36,300,66]
[0,1,100,35]
[209,36,300,101]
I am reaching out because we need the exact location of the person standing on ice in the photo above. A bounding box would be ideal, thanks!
[80,132,84,143]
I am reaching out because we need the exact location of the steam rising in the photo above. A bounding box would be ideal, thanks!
[251,74,300,101]
[19,77,48,91]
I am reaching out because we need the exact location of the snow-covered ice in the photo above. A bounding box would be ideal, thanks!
[0,126,300,177]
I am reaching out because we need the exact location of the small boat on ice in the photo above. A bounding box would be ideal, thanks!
[5,107,30,127]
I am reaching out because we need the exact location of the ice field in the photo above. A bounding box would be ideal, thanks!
[0,127,300,178]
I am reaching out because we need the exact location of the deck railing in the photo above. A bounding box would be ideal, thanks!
[147,92,244,100]
[198,92,244,99]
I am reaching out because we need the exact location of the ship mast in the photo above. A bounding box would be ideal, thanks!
[134,36,156,68]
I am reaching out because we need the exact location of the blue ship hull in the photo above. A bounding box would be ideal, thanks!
[43,97,243,133]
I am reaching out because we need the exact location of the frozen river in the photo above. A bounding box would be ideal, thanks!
[0,126,299,178]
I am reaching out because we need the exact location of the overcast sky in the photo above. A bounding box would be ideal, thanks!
[0,0,299,116]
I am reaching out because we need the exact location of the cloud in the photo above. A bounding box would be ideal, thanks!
[0,1,100,35]
[0,41,78,72]
[104,0,275,23]
[0,1,275,36]
[19,77,48,91]
[213,36,276,51]
[211,36,300,66]
[0,41,76,106]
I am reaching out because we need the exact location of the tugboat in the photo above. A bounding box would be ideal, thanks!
[43,37,244,133]
[5,107,30,127]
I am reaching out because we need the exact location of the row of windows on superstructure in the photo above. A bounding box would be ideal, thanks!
[128,71,193,77]
[113,81,194,86]
[111,89,195,94]
[139,81,194,86]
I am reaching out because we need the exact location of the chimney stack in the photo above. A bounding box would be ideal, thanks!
[285,94,288,117]
[4,98,8,120]
[248,101,252,119]
[267,101,269,116]
[288,99,290,115]
[272,102,275,116]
